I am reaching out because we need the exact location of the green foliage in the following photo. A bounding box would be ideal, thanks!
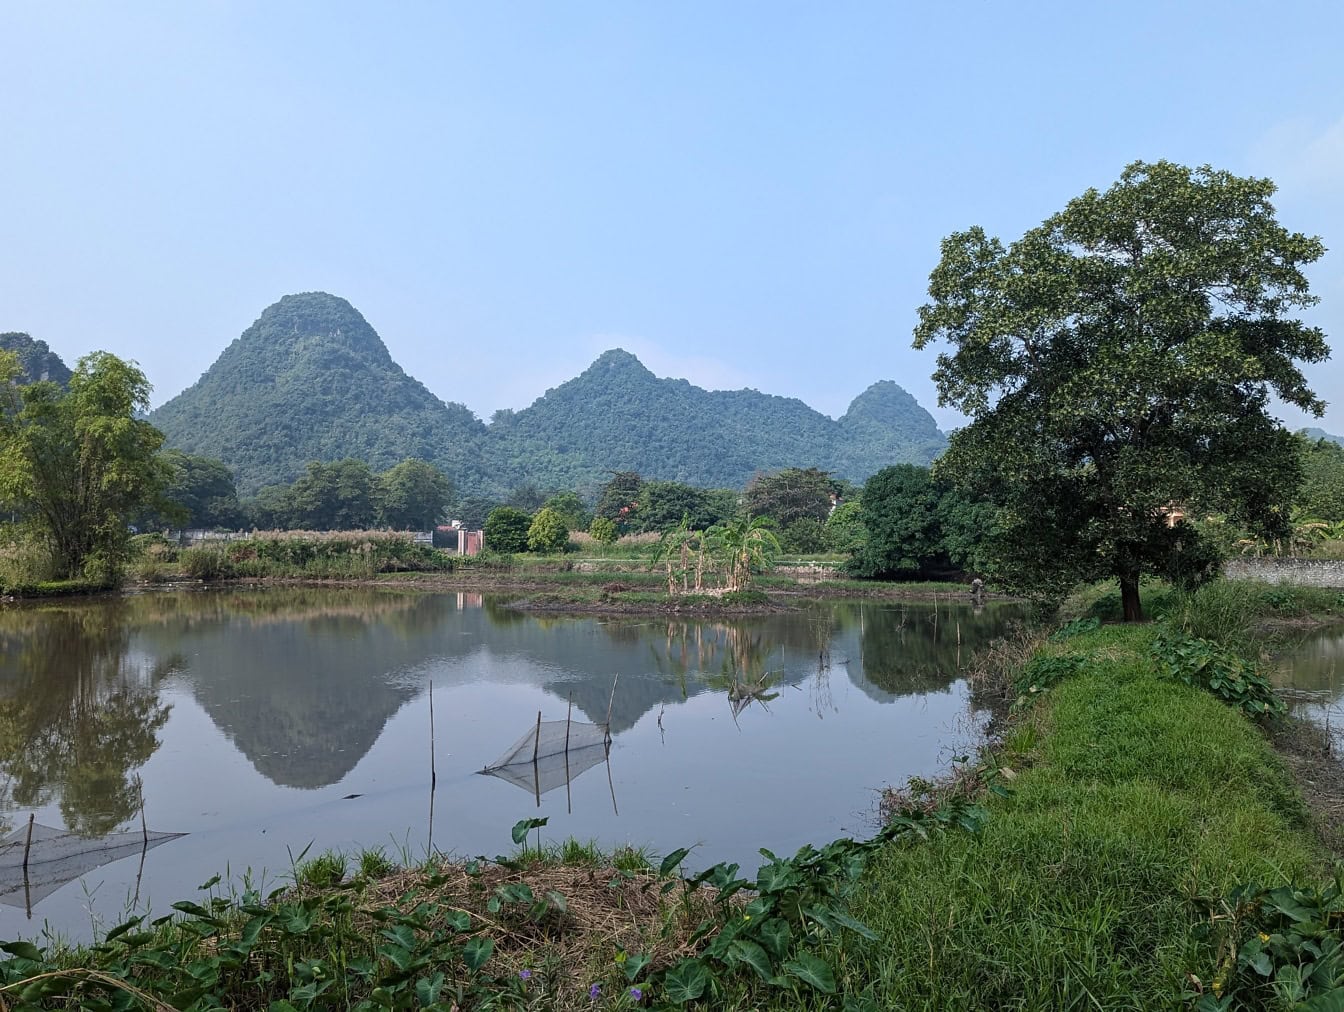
[1297,435,1344,523]
[1192,872,1344,1009]
[483,506,532,554]
[780,517,826,554]
[631,480,736,533]
[138,449,243,531]
[914,160,1329,621]
[1150,627,1286,719]
[823,499,864,554]
[744,467,834,528]
[849,465,943,578]
[526,507,569,553]
[0,350,170,582]
[180,544,236,580]
[1014,653,1085,706]
[706,515,781,591]
[539,490,589,531]
[375,458,452,530]
[588,516,618,544]
[287,459,377,530]
[595,471,643,529]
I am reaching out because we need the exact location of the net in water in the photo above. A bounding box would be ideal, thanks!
[0,822,185,908]
[478,718,611,799]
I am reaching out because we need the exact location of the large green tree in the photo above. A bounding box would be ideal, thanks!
[287,459,377,530]
[744,467,835,527]
[913,161,1329,620]
[376,458,453,530]
[0,351,170,581]
[138,450,243,531]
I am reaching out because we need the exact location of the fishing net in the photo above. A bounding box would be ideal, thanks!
[0,823,185,907]
[479,719,610,797]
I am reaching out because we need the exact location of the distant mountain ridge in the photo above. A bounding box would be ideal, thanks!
[142,292,946,496]
[0,332,72,386]
[1300,427,1344,447]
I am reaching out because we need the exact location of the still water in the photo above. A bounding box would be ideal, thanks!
[0,588,1022,940]
[1273,623,1344,735]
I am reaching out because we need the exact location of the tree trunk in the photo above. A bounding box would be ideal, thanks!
[1120,571,1144,623]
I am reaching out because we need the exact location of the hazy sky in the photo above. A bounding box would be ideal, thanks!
[3,2,1342,434]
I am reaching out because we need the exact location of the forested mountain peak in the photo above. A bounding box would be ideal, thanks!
[841,380,944,439]
[149,293,485,495]
[220,292,395,373]
[0,331,73,386]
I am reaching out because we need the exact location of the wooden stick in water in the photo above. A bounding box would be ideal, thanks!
[22,812,33,872]
[429,680,437,790]
[605,673,619,741]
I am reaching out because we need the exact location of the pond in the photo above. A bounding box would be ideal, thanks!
[0,588,1024,940]
[1273,623,1344,737]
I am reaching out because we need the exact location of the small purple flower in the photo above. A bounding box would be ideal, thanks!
[518,969,532,980]
[630,986,644,1002]
[589,983,602,1000]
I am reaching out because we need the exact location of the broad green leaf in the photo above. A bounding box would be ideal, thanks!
[659,847,692,876]
[462,935,494,972]
[785,952,837,993]
[511,817,548,845]
[661,959,711,1004]
[727,939,774,981]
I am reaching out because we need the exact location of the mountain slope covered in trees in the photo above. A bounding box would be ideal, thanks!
[0,332,72,386]
[485,349,945,492]
[145,292,945,497]
[149,293,488,495]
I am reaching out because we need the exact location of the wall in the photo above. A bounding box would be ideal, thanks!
[1223,557,1344,588]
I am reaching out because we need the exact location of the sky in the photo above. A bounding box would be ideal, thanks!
[2,1,1342,435]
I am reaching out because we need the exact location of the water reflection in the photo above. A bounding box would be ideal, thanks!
[0,588,1029,938]
[1273,624,1344,734]
[0,605,171,837]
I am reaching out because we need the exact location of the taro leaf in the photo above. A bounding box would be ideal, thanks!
[784,952,837,994]
[241,912,275,947]
[660,847,692,876]
[1264,887,1316,923]
[756,862,797,894]
[623,952,651,981]
[546,890,569,914]
[727,939,774,981]
[198,874,223,890]
[462,936,494,972]
[1300,988,1344,1012]
[827,908,879,941]
[1247,950,1273,977]
[171,900,220,922]
[444,910,472,933]
[756,917,793,960]
[269,1002,301,1012]
[511,817,549,845]
[1,940,44,961]
[103,916,144,943]
[661,959,711,1004]
[416,972,445,1007]
[168,986,211,1008]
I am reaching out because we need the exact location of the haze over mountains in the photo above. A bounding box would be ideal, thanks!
[147,292,947,496]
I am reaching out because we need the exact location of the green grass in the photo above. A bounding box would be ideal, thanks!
[834,622,1323,1010]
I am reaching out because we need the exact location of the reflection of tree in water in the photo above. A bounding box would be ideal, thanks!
[856,603,1025,696]
[0,605,171,836]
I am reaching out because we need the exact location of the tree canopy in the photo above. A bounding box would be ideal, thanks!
[913,161,1329,619]
[377,458,453,530]
[0,351,169,581]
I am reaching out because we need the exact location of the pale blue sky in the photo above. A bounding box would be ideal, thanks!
[2,2,1342,434]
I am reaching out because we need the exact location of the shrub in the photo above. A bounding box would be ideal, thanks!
[527,507,569,554]
[589,516,618,544]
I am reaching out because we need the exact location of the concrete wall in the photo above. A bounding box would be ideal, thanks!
[1223,557,1344,589]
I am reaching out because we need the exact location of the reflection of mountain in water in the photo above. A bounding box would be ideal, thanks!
[2,590,1028,795]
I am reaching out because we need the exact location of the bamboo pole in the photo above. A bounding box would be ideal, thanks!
[429,680,437,790]
[532,710,542,763]
[605,673,619,743]
[565,697,573,815]
[138,776,148,845]
[22,812,33,872]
